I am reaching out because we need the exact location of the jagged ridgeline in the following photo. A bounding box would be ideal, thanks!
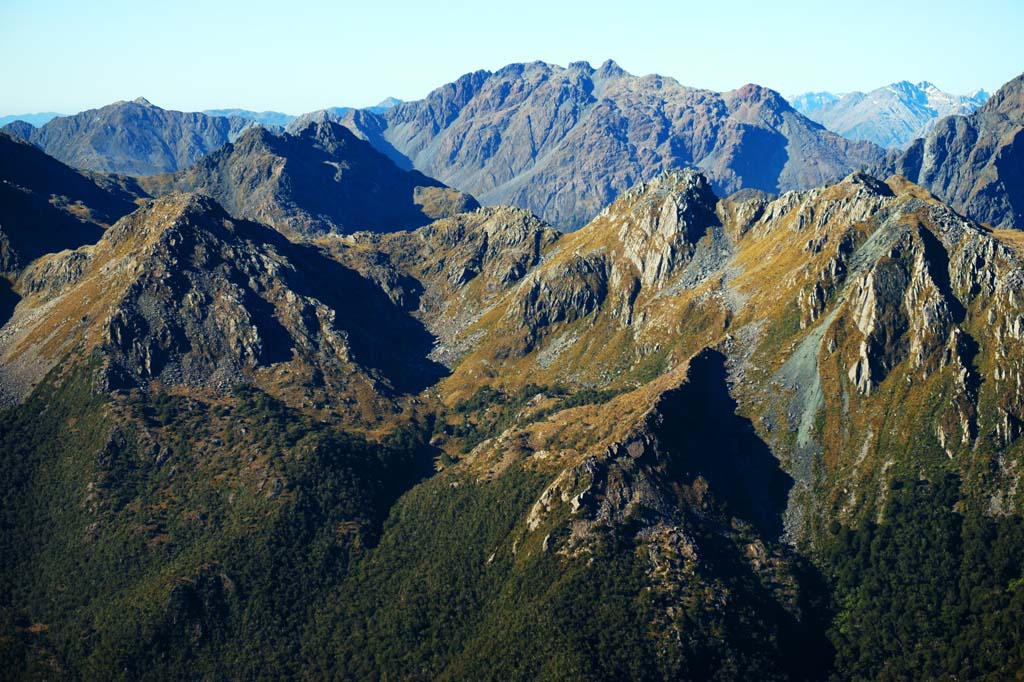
[2,161,1023,678]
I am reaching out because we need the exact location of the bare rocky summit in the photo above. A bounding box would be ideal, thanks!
[341,60,884,230]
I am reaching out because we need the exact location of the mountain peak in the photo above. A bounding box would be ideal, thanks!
[132,96,156,107]
[372,96,402,110]
[596,59,626,79]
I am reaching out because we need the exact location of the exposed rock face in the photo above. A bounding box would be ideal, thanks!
[879,72,1024,229]
[0,132,139,274]
[790,81,989,148]
[324,168,1024,538]
[1,98,253,175]
[342,60,884,230]
[138,122,478,238]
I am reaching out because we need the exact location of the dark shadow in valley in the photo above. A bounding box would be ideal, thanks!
[0,278,20,329]
[918,227,966,322]
[234,218,449,395]
[657,348,793,540]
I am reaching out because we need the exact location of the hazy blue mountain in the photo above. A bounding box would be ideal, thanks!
[365,97,403,114]
[789,81,989,147]
[879,71,1024,229]
[203,108,295,127]
[0,112,62,127]
[0,98,254,175]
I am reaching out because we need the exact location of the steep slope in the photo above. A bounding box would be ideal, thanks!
[0,132,140,275]
[0,193,445,416]
[881,72,1024,229]
[1,98,252,175]
[790,81,989,148]
[3,168,1023,680]
[138,121,478,238]
[342,60,884,230]
[325,168,1024,679]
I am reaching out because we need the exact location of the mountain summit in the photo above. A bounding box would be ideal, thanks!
[880,71,1024,229]
[340,60,883,230]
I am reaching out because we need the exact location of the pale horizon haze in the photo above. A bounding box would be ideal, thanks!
[1,0,1022,116]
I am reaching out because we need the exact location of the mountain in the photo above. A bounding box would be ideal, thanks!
[284,106,354,134]
[790,81,990,148]
[880,72,1024,229]
[0,132,140,275]
[4,166,1022,680]
[787,91,840,116]
[0,112,62,128]
[137,121,478,237]
[365,96,403,114]
[1,98,253,175]
[283,100,403,133]
[203,108,295,128]
[336,59,884,230]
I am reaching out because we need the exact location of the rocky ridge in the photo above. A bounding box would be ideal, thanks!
[340,60,884,229]
[138,121,478,238]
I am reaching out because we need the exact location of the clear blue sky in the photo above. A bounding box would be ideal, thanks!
[2,0,1021,115]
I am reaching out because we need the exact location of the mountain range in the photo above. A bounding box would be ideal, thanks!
[0,112,63,128]
[1,63,1024,681]
[338,60,885,229]
[790,81,989,148]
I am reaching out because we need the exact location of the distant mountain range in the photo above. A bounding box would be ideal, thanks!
[340,60,884,229]
[789,81,989,148]
[1,98,256,175]
[0,112,63,127]
[202,109,295,128]
[879,72,1024,229]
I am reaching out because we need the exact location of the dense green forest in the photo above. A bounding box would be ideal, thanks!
[1,371,1023,680]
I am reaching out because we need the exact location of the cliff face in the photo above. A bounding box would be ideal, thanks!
[881,72,1024,229]
[343,60,884,230]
